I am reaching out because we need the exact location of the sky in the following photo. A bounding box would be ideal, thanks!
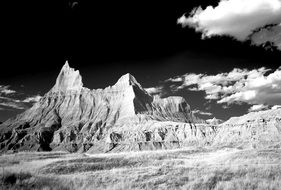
[0,0,281,122]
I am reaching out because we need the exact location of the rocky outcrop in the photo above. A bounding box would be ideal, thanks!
[52,62,83,93]
[206,117,224,125]
[213,109,281,149]
[0,62,216,153]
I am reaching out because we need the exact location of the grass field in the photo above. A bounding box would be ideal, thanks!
[1,147,281,190]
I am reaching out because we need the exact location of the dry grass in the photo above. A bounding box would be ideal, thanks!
[0,171,70,190]
[1,148,281,189]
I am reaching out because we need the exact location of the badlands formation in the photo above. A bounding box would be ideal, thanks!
[214,109,281,149]
[0,62,281,153]
[0,62,216,153]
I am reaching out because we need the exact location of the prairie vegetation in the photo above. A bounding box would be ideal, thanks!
[1,148,281,190]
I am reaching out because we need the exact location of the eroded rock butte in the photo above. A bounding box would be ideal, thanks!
[0,62,217,153]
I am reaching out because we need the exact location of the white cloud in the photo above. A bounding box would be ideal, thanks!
[0,95,37,110]
[167,77,183,82]
[0,96,26,110]
[206,94,220,100]
[0,85,16,95]
[145,87,162,95]
[182,74,203,86]
[251,24,281,50]
[248,104,269,112]
[22,95,42,103]
[0,96,21,103]
[271,105,281,109]
[0,103,25,110]
[148,66,281,108]
[218,90,257,104]
[0,85,42,110]
[178,0,281,49]
[217,67,281,105]
[1,89,16,94]
[192,109,213,116]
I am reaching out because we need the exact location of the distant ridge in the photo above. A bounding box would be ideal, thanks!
[214,108,281,149]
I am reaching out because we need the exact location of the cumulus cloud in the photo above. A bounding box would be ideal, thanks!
[178,0,281,50]
[0,84,42,111]
[147,67,281,108]
[248,104,269,112]
[217,67,281,105]
[192,109,213,116]
[271,105,281,109]
[251,24,281,50]
[145,87,163,95]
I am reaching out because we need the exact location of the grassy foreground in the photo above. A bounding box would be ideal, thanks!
[1,148,281,190]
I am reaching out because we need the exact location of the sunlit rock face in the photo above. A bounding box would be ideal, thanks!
[213,109,281,149]
[52,61,83,92]
[206,117,224,125]
[0,62,216,153]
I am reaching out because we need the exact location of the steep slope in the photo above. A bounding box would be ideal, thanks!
[213,109,281,149]
[0,62,216,153]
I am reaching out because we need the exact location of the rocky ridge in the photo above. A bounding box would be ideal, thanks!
[0,62,217,153]
[213,109,281,149]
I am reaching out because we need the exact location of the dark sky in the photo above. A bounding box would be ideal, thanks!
[0,0,280,121]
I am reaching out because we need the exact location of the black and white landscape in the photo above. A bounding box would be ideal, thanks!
[0,0,281,190]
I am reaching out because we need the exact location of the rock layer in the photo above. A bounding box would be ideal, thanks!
[213,109,281,149]
[0,62,216,153]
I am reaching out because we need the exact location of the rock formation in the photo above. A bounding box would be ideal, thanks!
[213,109,281,149]
[2,62,280,153]
[206,117,224,125]
[0,62,216,153]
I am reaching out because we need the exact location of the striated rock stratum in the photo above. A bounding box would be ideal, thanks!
[0,62,217,153]
[213,109,281,149]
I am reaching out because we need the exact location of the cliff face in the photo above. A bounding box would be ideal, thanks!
[0,62,216,153]
[213,109,281,149]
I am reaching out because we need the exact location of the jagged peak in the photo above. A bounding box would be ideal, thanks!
[52,61,83,92]
[62,61,70,70]
[114,73,142,88]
